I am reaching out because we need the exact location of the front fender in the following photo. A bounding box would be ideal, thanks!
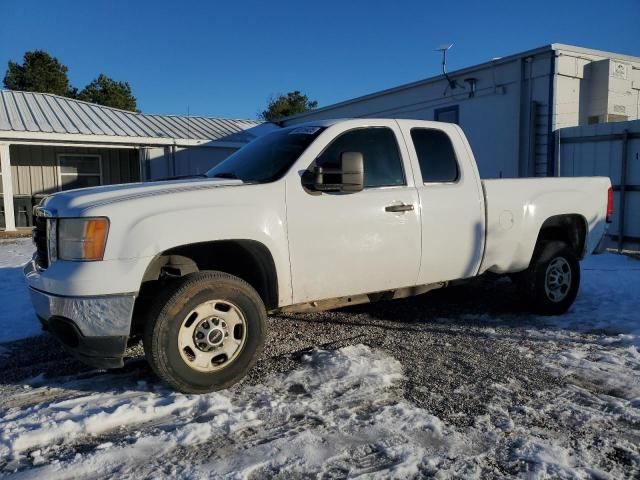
[51,182,292,304]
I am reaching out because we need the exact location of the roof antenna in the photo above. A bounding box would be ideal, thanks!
[436,43,462,95]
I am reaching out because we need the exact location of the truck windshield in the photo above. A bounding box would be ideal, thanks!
[207,126,326,183]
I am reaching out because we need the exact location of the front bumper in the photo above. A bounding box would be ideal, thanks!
[28,286,135,369]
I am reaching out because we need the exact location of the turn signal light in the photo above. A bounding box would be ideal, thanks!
[58,217,110,261]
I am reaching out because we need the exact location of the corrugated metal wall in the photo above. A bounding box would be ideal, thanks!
[559,119,640,250]
[5,145,139,196]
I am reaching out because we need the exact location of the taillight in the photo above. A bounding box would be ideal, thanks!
[606,186,614,223]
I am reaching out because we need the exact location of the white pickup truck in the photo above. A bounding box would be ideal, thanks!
[25,119,612,393]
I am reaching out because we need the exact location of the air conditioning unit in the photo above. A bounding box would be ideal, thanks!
[585,59,634,124]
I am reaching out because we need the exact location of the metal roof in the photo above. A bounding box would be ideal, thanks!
[0,90,262,143]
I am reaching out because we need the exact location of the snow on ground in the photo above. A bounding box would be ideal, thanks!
[526,252,639,338]
[1,344,637,479]
[0,239,40,342]
[5,343,632,480]
[466,250,640,402]
[0,346,463,479]
[2,345,453,479]
[0,238,639,478]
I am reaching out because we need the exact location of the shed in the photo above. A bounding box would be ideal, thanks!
[0,90,270,231]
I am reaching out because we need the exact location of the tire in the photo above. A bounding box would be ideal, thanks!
[521,241,580,316]
[143,271,266,393]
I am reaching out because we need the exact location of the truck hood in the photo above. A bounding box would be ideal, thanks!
[40,177,245,216]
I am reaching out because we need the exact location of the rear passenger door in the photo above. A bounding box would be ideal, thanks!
[397,121,485,284]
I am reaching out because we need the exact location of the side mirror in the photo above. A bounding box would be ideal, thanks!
[339,152,364,192]
[302,152,364,193]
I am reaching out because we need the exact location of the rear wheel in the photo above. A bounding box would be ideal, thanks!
[520,241,580,316]
[144,271,266,393]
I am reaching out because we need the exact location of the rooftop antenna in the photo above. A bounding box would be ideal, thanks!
[436,43,462,95]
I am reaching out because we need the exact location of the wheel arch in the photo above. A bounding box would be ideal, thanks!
[534,214,588,260]
[137,239,279,314]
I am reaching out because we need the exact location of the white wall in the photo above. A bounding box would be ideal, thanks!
[142,147,171,180]
[283,46,640,180]
[554,48,640,130]
[284,51,555,179]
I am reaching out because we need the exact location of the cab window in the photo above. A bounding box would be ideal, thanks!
[410,128,459,183]
[315,127,405,187]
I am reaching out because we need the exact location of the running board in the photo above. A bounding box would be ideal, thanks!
[275,282,447,314]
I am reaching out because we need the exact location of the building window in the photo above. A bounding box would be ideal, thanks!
[434,105,459,125]
[57,154,102,191]
[410,128,459,183]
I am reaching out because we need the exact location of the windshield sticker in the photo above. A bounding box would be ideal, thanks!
[289,126,321,135]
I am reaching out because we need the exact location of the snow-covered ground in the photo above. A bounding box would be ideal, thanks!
[0,238,639,478]
[0,240,41,342]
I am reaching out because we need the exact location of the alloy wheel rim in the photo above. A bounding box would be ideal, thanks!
[177,300,247,372]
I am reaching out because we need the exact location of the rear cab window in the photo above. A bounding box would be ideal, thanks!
[410,128,459,183]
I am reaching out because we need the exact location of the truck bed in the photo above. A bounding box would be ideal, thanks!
[479,177,610,274]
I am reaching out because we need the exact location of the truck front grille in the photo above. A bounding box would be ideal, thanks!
[33,216,49,269]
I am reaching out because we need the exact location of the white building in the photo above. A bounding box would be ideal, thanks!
[282,44,640,180]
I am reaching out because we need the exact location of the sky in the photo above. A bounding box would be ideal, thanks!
[1,0,639,120]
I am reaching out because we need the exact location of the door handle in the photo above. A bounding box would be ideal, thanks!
[385,203,414,213]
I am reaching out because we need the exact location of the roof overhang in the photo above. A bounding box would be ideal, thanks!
[0,130,247,148]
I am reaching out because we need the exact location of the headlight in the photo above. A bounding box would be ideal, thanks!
[58,218,110,261]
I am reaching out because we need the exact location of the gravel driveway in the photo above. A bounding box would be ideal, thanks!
[1,244,639,478]
[2,277,558,421]
[0,272,640,478]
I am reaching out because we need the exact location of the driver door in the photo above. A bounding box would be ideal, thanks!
[285,121,421,304]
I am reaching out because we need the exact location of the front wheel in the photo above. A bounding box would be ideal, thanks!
[521,241,580,316]
[143,271,266,393]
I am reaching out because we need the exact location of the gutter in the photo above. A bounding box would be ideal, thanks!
[546,52,557,177]
[0,131,247,149]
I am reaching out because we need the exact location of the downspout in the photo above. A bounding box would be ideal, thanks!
[525,56,535,176]
[528,100,538,177]
[171,143,177,177]
[546,51,557,177]
[556,129,561,177]
[137,147,146,182]
[618,129,629,252]
[517,57,525,177]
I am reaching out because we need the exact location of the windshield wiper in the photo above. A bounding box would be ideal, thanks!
[158,173,208,181]
[210,171,260,184]
[211,172,239,179]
